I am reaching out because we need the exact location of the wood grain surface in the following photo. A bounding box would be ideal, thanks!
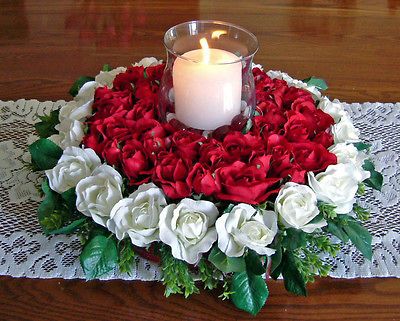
[0,1,399,320]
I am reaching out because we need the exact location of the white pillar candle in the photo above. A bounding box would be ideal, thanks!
[172,45,242,130]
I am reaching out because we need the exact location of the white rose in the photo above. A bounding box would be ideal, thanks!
[45,147,101,193]
[76,164,123,227]
[216,204,277,257]
[159,198,218,264]
[107,183,167,246]
[308,163,360,214]
[95,67,127,88]
[55,118,85,149]
[331,114,360,143]
[59,100,92,123]
[74,81,100,105]
[133,57,162,68]
[329,143,370,182]
[275,183,326,233]
[318,97,346,122]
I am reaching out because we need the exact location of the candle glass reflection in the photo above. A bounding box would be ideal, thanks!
[159,20,259,131]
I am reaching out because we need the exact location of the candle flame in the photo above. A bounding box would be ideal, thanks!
[199,37,210,64]
[211,30,227,39]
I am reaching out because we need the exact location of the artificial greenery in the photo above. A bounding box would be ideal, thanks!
[118,240,136,275]
[159,245,199,298]
[34,109,60,139]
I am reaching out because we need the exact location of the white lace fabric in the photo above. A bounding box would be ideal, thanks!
[0,99,399,280]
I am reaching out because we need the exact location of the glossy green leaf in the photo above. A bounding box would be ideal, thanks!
[282,228,307,251]
[343,218,373,260]
[325,219,349,243]
[353,142,371,151]
[208,246,246,273]
[362,160,383,191]
[270,246,282,280]
[301,76,328,90]
[35,110,60,138]
[61,188,77,210]
[69,76,95,97]
[281,251,307,296]
[28,138,63,170]
[245,250,265,275]
[48,218,87,235]
[231,271,269,315]
[80,235,118,280]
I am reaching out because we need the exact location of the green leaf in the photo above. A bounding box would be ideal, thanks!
[301,76,328,90]
[231,271,269,315]
[343,218,373,260]
[208,246,246,273]
[308,212,325,224]
[353,142,371,151]
[80,235,118,280]
[281,251,307,296]
[325,219,349,243]
[270,246,282,280]
[48,218,87,235]
[198,258,220,290]
[282,228,307,251]
[160,245,199,298]
[362,160,383,191]
[35,110,60,138]
[29,138,63,170]
[118,240,136,275]
[223,203,235,213]
[69,76,95,97]
[102,64,112,72]
[61,188,77,210]
[245,250,265,275]
[38,180,63,234]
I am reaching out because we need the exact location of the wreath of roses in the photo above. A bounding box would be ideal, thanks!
[29,58,383,315]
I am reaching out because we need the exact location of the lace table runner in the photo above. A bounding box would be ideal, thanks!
[0,99,399,280]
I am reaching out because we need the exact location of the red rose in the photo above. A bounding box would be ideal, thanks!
[126,99,156,121]
[199,139,230,170]
[291,96,316,113]
[133,118,166,141]
[122,139,152,185]
[290,142,337,172]
[153,152,191,199]
[171,130,206,160]
[214,161,280,204]
[103,139,122,167]
[92,87,133,119]
[113,66,144,91]
[252,103,286,138]
[145,63,165,82]
[187,163,219,196]
[284,111,314,142]
[283,87,313,109]
[313,131,334,148]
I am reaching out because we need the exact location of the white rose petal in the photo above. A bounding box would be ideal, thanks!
[332,114,360,144]
[329,143,370,182]
[216,203,277,257]
[318,97,347,122]
[308,163,360,214]
[95,67,127,88]
[159,198,218,264]
[76,164,123,227]
[74,81,100,105]
[55,118,85,149]
[45,146,101,193]
[275,183,326,233]
[107,183,167,246]
[133,57,162,68]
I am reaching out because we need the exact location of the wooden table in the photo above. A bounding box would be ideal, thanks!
[0,1,399,320]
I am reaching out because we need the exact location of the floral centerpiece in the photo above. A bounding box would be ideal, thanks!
[28,57,383,315]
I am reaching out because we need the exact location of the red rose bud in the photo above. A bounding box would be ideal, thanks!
[153,152,191,199]
[121,139,152,185]
[187,163,219,196]
[290,142,337,172]
[214,161,280,204]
